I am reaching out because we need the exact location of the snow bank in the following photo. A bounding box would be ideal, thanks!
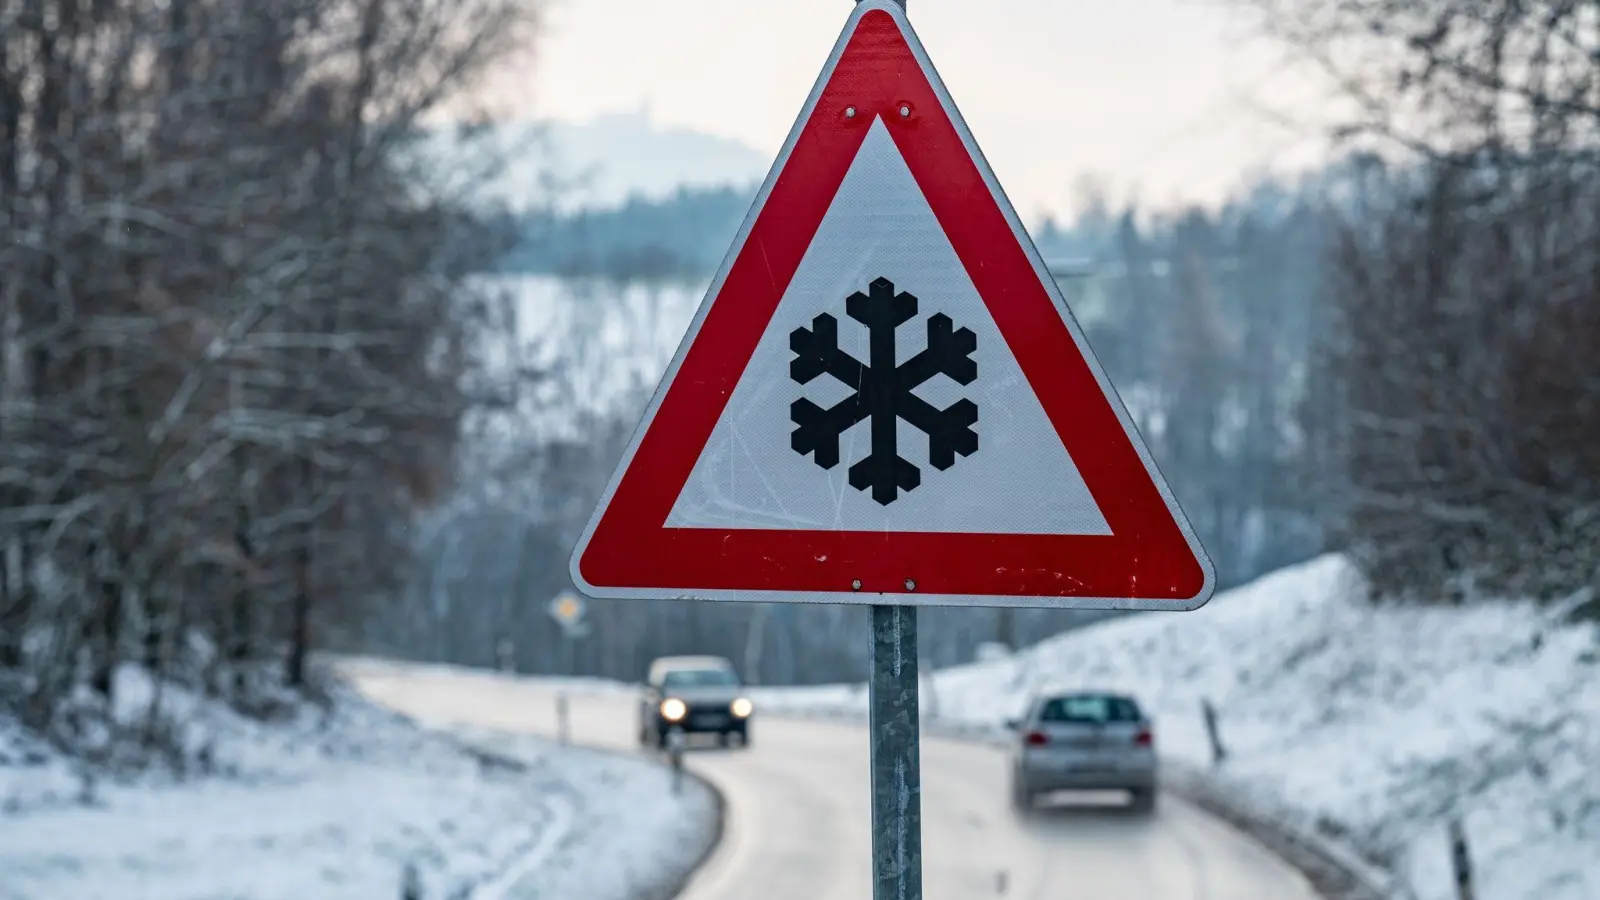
[0,665,713,900]
[348,660,643,700]
[455,728,718,900]
[757,555,1600,900]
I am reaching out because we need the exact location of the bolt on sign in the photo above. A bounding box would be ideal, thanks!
[569,0,1213,611]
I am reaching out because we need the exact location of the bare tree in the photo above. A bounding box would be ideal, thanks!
[0,0,538,754]
[1259,0,1600,599]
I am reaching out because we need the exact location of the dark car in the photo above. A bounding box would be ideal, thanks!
[638,655,754,749]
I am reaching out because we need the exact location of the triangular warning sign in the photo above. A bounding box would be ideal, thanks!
[570,0,1214,610]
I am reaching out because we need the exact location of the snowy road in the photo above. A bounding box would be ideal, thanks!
[346,662,1319,900]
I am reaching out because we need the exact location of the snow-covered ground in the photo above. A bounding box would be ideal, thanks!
[0,666,714,900]
[754,555,1599,900]
[452,727,715,900]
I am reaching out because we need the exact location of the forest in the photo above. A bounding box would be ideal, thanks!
[3,0,1595,742]
[0,0,535,743]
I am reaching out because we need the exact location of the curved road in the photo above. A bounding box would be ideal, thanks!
[345,661,1317,900]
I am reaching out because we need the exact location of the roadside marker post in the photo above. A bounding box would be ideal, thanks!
[549,590,588,744]
[569,2,1213,897]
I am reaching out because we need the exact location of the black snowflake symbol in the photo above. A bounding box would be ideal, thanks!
[789,276,979,505]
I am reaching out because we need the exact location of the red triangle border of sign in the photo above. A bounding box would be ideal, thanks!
[571,6,1210,605]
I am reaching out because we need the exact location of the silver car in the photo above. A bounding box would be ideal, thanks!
[1006,691,1158,814]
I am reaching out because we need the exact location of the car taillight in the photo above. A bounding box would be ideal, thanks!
[1024,730,1049,746]
[1134,729,1153,746]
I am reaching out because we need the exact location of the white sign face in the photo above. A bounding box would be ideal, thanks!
[665,119,1110,537]
[567,0,1213,610]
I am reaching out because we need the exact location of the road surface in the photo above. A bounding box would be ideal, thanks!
[344,660,1318,900]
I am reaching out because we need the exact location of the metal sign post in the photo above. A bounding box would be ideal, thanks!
[866,5,916,895]
[869,604,921,900]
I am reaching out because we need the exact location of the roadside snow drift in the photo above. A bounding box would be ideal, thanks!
[757,555,1600,900]
[0,666,715,900]
[455,728,716,900]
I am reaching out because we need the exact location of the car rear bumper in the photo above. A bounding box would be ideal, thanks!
[1020,769,1156,792]
[1016,752,1157,793]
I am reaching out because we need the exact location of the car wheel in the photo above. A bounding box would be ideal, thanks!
[718,731,731,749]
[738,727,751,749]
[1129,788,1157,814]
[1009,778,1032,815]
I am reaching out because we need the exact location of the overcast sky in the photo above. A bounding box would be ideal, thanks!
[478,0,1338,217]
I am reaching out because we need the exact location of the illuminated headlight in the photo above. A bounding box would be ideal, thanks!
[730,697,754,718]
[660,698,687,721]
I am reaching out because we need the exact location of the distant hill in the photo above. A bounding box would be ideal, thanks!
[414,108,1110,277]
[501,183,757,278]
[418,109,772,213]
[542,109,771,208]
[497,182,1101,279]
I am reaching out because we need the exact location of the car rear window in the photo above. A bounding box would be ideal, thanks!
[1038,695,1142,723]
[662,669,739,688]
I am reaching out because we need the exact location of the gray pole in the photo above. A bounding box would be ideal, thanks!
[869,604,922,900]
[862,2,916,896]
